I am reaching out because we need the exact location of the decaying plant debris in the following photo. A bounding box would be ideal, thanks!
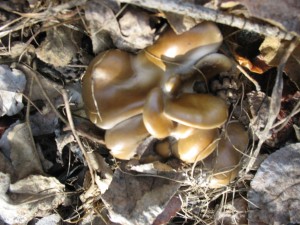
[0,0,300,224]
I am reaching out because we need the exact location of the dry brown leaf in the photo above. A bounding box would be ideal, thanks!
[36,26,80,67]
[0,172,65,224]
[248,143,300,224]
[259,37,300,89]
[101,168,184,225]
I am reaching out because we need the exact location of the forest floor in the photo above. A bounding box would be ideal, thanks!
[0,0,300,225]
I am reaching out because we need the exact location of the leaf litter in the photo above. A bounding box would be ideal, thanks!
[0,0,300,224]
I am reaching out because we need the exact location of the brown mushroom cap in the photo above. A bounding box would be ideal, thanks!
[143,87,175,139]
[164,93,228,129]
[170,123,195,139]
[206,122,249,188]
[194,53,233,80]
[145,21,223,70]
[173,128,219,163]
[105,114,150,160]
[82,49,163,129]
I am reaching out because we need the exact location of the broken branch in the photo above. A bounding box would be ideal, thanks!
[118,0,295,40]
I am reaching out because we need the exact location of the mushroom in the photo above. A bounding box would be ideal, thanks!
[162,53,233,96]
[105,114,150,160]
[194,53,233,80]
[143,87,175,139]
[172,128,219,163]
[206,121,249,188]
[82,49,163,129]
[164,93,228,129]
[145,21,223,70]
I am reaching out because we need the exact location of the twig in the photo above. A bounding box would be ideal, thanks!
[117,0,296,40]
[25,73,44,173]
[236,64,261,92]
[61,89,95,185]
[16,63,69,124]
[13,0,87,19]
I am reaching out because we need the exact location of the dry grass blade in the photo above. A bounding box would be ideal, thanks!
[246,37,300,172]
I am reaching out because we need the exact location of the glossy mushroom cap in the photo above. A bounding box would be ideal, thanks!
[105,115,150,160]
[194,53,233,80]
[82,49,163,129]
[173,128,219,163]
[164,93,228,129]
[143,87,175,139]
[145,21,223,70]
[207,122,249,188]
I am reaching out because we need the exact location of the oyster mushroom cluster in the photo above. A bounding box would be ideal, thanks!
[82,22,249,187]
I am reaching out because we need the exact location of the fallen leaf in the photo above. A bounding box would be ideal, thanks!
[36,26,80,67]
[101,167,184,225]
[162,0,205,34]
[163,12,202,34]
[248,143,300,224]
[35,214,61,225]
[118,6,156,49]
[0,172,65,225]
[0,65,26,116]
[84,0,118,53]
[0,151,13,175]
[0,122,43,181]
[284,44,300,89]
[85,0,156,53]
[18,63,63,102]
[153,196,182,225]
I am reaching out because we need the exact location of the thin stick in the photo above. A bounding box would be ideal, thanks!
[118,0,295,40]
[25,74,44,173]
[61,89,95,185]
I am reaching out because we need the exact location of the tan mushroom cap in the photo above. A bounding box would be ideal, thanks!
[207,122,249,188]
[170,123,195,139]
[82,49,163,129]
[164,93,228,129]
[105,115,150,160]
[173,128,219,163]
[143,87,175,139]
[145,21,223,70]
